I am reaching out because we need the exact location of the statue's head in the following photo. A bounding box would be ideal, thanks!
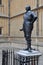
[25,5,31,11]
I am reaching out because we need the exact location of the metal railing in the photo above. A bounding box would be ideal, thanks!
[2,49,16,65]
[1,48,42,65]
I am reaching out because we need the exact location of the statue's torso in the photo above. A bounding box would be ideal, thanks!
[23,11,34,32]
[24,11,32,22]
[24,11,37,23]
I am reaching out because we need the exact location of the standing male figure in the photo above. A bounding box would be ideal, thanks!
[20,6,37,51]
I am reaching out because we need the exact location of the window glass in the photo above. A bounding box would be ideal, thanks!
[0,0,2,5]
[0,27,2,35]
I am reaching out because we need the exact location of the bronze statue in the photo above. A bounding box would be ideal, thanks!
[20,6,37,51]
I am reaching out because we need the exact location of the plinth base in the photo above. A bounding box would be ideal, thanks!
[16,50,41,65]
[16,50,41,57]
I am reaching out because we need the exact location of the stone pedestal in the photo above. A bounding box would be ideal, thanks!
[16,50,41,65]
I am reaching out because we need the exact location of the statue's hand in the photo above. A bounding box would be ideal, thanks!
[20,28,23,31]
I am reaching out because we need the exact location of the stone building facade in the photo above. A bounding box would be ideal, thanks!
[0,1,43,65]
[0,0,43,45]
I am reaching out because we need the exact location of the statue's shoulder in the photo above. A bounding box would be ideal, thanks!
[27,11,32,14]
[27,11,33,16]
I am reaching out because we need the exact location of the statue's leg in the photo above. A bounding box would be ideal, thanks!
[26,26,33,51]
[23,25,33,51]
[26,34,31,50]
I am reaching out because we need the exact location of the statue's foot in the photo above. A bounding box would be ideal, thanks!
[23,47,35,52]
[28,48,32,52]
[23,48,32,52]
[28,48,35,52]
[30,47,35,50]
[24,48,28,50]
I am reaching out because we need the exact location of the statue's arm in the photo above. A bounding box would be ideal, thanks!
[30,13,37,23]
[20,28,23,31]
[20,23,24,31]
[33,14,37,21]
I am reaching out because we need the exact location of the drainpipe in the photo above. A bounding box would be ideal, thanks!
[36,0,39,50]
[36,0,39,36]
[8,0,10,36]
